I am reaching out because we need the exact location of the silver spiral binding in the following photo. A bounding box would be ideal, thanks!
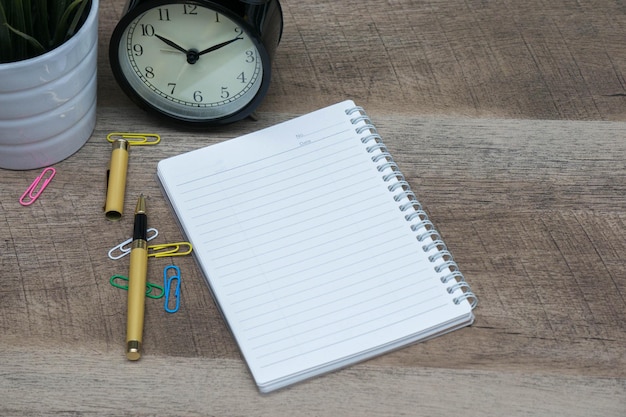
[346,105,478,309]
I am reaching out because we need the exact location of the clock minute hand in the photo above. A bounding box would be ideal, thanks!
[197,35,243,57]
[155,34,189,54]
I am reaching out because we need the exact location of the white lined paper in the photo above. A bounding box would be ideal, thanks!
[157,101,474,392]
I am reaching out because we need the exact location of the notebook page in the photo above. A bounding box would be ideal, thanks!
[157,101,472,389]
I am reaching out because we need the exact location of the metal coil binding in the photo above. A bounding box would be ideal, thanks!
[346,105,478,309]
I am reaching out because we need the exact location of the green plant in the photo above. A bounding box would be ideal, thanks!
[0,0,89,63]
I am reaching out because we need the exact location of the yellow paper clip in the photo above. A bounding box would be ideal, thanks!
[148,242,193,258]
[106,132,161,146]
[19,167,56,206]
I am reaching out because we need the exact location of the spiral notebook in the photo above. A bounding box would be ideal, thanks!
[157,100,477,393]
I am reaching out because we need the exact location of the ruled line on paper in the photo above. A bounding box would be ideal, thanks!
[233,257,423,315]
[216,213,398,273]
[193,182,366,237]
[241,269,436,340]
[195,219,406,296]
[256,301,451,368]
[221,235,409,298]
[250,285,443,350]
[183,140,362,211]
[226,240,439,346]
[216,205,398,282]
[175,123,353,190]
[191,165,375,234]
[235,253,439,348]
[181,144,388,273]
[196,182,383,250]
[201,205,391,258]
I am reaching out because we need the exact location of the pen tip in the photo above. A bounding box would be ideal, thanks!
[135,194,146,214]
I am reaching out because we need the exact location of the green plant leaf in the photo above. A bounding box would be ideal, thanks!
[4,21,45,52]
[67,0,88,37]
[0,3,12,62]
[0,0,90,62]
[53,0,87,46]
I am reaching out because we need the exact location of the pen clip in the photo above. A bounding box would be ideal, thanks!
[109,274,165,299]
[108,228,159,260]
[163,265,181,313]
[19,167,56,206]
[106,132,161,146]
[148,242,193,258]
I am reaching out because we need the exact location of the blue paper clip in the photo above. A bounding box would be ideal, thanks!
[19,167,56,206]
[164,265,181,313]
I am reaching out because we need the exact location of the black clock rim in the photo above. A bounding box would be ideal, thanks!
[109,0,280,127]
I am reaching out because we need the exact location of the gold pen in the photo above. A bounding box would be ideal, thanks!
[126,194,148,360]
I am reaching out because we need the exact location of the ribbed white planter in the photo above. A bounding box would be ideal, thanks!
[0,0,99,170]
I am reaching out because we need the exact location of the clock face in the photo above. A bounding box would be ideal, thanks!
[112,1,265,123]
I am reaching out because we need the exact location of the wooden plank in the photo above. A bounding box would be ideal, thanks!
[0,347,624,417]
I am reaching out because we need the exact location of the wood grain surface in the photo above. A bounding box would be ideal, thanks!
[1,0,625,416]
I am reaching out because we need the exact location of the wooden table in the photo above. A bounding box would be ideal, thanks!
[1,1,625,415]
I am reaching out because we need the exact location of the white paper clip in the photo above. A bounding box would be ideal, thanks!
[107,228,159,260]
[19,167,56,206]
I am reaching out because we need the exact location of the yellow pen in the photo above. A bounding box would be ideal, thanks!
[126,194,148,360]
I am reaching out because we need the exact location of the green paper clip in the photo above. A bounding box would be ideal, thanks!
[109,274,165,299]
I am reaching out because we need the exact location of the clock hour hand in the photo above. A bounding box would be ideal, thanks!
[155,34,189,54]
[197,34,243,57]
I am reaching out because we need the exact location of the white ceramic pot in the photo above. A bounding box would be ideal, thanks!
[0,0,99,170]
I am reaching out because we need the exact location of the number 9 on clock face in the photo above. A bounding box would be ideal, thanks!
[109,0,282,126]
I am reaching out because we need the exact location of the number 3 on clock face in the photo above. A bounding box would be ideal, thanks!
[109,0,283,126]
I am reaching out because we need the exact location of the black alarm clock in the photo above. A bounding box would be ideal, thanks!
[109,0,282,126]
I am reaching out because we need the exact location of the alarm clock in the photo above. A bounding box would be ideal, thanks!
[109,0,283,126]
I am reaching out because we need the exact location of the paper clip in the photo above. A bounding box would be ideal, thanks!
[109,274,165,299]
[106,132,161,146]
[163,265,181,313]
[19,167,56,206]
[108,228,159,260]
[148,242,193,258]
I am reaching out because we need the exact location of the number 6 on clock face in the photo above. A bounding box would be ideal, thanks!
[109,0,283,126]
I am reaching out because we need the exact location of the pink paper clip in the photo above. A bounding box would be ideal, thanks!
[19,167,56,206]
